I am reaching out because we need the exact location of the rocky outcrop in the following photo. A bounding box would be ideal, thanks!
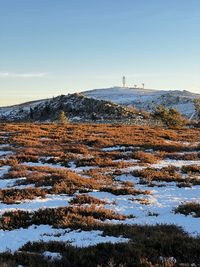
[0,93,147,123]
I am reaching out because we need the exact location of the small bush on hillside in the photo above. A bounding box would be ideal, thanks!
[175,202,200,217]
[152,105,187,128]
[132,151,159,164]
[69,194,107,205]
[182,165,200,174]
[58,111,68,125]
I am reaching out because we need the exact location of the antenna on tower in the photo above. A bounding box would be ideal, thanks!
[122,76,126,87]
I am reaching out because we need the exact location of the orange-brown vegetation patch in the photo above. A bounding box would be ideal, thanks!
[133,166,182,183]
[132,151,159,164]
[0,187,47,204]
[163,152,200,161]
[1,123,200,200]
[182,165,200,174]
[0,205,127,230]
[69,194,107,205]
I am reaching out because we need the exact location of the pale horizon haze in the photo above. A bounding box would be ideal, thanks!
[0,0,200,106]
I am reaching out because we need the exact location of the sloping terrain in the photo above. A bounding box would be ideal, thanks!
[0,123,200,266]
[83,87,200,118]
[0,87,199,123]
[0,93,145,123]
[0,99,47,121]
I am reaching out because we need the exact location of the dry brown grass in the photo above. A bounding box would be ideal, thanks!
[1,123,200,266]
[132,151,159,164]
[163,152,200,161]
[133,166,182,184]
[1,122,200,202]
[0,205,127,230]
[182,165,200,174]
[3,123,200,151]
[0,187,47,204]
[69,194,107,205]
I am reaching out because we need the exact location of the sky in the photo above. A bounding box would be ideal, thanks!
[0,0,200,106]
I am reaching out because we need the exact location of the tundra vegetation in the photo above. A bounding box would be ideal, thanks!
[152,105,188,128]
[0,123,200,266]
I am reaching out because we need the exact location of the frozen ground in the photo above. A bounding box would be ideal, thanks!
[0,225,129,253]
[0,130,200,253]
[83,87,200,117]
[0,194,72,214]
[89,179,200,236]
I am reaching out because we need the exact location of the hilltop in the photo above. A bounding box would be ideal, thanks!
[83,87,200,118]
[0,87,199,122]
[0,93,146,123]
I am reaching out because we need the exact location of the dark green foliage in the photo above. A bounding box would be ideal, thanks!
[30,107,34,120]
[175,202,200,217]
[152,105,187,128]
[1,224,200,266]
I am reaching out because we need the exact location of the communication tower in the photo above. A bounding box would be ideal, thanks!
[122,76,126,87]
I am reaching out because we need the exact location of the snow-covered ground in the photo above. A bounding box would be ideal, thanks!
[83,87,200,117]
[0,87,199,121]
[83,87,164,105]
[0,166,11,177]
[0,225,128,253]
[0,130,200,253]
[0,99,47,120]
[89,178,200,236]
[0,194,72,214]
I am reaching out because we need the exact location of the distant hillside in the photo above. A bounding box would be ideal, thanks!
[0,99,47,121]
[1,87,199,123]
[0,93,146,123]
[83,87,200,118]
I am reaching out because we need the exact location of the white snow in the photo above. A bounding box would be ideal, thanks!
[83,87,200,117]
[0,177,26,189]
[22,161,65,169]
[152,159,200,168]
[0,194,71,214]
[0,151,13,157]
[0,225,129,253]
[1,87,199,120]
[0,99,47,120]
[102,146,128,152]
[89,175,200,236]
[43,251,62,261]
[0,166,11,178]
[83,87,164,105]
[0,132,200,254]
[68,161,97,173]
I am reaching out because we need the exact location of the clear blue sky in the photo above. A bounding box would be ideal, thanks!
[0,0,200,105]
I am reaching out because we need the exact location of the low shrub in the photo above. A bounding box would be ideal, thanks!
[132,151,159,164]
[69,194,107,205]
[133,166,181,183]
[182,165,200,174]
[0,188,47,204]
[175,202,200,217]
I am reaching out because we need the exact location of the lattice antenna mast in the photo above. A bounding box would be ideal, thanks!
[122,76,126,87]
